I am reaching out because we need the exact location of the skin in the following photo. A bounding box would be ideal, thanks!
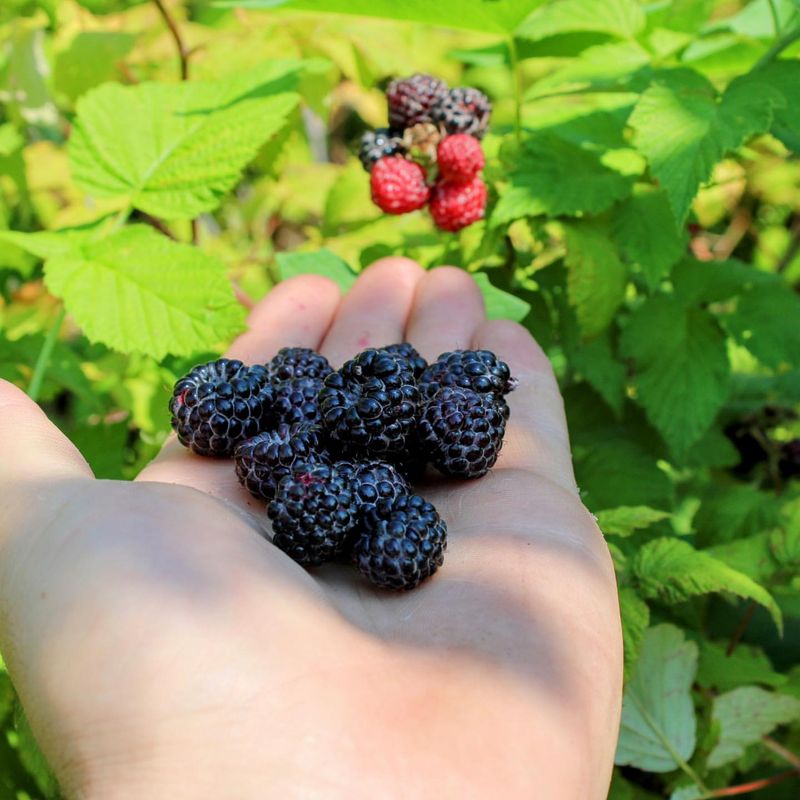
[0,259,622,799]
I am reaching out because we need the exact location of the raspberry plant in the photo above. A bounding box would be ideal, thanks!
[1,0,800,798]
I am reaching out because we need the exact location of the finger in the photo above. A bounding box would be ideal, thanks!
[0,380,93,484]
[405,266,486,362]
[471,320,577,494]
[226,274,341,363]
[0,380,93,544]
[320,257,425,366]
[137,276,341,498]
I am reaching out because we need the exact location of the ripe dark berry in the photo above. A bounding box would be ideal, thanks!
[379,342,428,378]
[354,494,447,590]
[271,376,324,427]
[359,128,407,172]
[437,134,485,183]
[370,157,430,214]
[420,349,517,399]
[336,459,411,512]
[169,359,272,457]
[319,348,420,458]
[266,347,332,382]
[268,464,359,566]
[433,86,491,139]
[234,424,328,501]
[417,387,507,478]
[386,73,449,131]
[430,176,487,232]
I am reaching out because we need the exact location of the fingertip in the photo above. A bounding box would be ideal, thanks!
[246,274,340,328]
[472,319,554,379]
[358,256,426,287]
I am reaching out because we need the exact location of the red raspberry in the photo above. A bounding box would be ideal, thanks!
[430,177,487,232]
[437,134,485,183]
[370,157,430,214]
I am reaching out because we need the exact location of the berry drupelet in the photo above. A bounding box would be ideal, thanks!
[169,359,272,457]
[319,348,420,458]
[271,376,325,427]
[354,494,447,590]
[379,342,428,378]
[417,386,508,479]
[433,86,492,139]
[386,73,449,131]
[420,349,517,399]
[266,347,332,382]
[370,157,430,214]
[359,128,407,172]
[336,459,411,513]
[268,464,360,566]
[234,423,328,501]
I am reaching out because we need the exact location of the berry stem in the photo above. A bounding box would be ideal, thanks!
[28,305,66,404]
[507,35,523,143]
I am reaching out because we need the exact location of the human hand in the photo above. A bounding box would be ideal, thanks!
[0,259,622,799]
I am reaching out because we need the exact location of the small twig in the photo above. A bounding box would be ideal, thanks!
[706,769,799,797]
[753,13,800,69]
[136,211,177,240]
[763,736,800,770]
[153,0,190,80]
[726,601,757,656]
[776,215,800,273]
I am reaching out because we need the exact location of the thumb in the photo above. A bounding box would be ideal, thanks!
[0,378,93,498]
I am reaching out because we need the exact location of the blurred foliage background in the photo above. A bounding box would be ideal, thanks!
[1,1,800,798]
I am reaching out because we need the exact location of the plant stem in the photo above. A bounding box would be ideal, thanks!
[768,0,782,37]
[507,35,523,143]
[754,13,800,69]
[153,0,190,80]
[706,769,799,797]
[726,600,757,655]
[776,215,800,273]
[763,736,800,769]
[28,306,66,403]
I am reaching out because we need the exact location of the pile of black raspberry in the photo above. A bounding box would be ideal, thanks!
[169,343,515,590]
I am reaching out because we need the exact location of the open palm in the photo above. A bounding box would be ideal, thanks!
[0,259,622,800]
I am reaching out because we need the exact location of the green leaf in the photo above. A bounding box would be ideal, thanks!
[69,61,304,219]
[633,537,782,632]
[615,624,698,772]
[563,219,627,338]
[618,588,649,682]
[693,483,782,548]
[697,641,787,692]
[0,229,89,260]
[575,438,673,511]
[620,297,730,458]
[219,0,546,34]
[648,0,716,34]
[491,135,634,226]
[53,31,136,102]
[707,687,800,768]
[276,248,357,292]
[596,506,671,538]
[708,532,776,583]
[516,0,645,40]
[43,226,246,359]
[756,61,800,152]
[629,70,779,222]
[725,283,800,368]
[560,307,626,415]
[612,187,687,290]
[669,787,703,800]
[472,272,531,322]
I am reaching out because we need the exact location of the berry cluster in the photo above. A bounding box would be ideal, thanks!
[360,74,491,232]
[169,345,515,590]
